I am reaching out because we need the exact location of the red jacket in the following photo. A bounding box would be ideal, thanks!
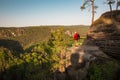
[73,33,80,40]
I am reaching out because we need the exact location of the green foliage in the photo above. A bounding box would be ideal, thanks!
[49,27,71,52]
[85,61,119,80]
[0,27,86,80]
[21,53,52,80]
[48,27,75,71]
[0,47,14,72]
[0,47,53,80]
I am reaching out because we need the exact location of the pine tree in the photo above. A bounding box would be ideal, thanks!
[81,0,98,25]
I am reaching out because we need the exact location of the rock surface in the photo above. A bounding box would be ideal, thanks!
[55,10,120,80]
[86,10,120,60]
[65,10,120,80]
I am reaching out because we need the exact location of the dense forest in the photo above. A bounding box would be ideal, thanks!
[0,26,86,80]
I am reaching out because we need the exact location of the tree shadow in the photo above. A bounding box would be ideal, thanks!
[0,39,24,54]
[65,53,86,80]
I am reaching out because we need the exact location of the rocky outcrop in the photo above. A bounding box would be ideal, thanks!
[80,10,120,80]
[64,10,120,80]
[64,44,114,80]
[86,10,120,61]
[0,28,25,38]
[55,10,120,80]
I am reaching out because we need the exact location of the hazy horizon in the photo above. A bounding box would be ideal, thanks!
[0,0,117,27]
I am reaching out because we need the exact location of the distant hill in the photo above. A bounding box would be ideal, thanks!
[0,25,89,49]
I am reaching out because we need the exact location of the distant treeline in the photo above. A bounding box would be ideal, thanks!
[0,26,89,49]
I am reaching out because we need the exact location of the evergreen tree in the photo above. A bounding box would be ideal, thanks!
[81,0,98,25]
[106,0,115,11]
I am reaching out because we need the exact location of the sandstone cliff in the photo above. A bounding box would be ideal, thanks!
[60,10,120,80]
[86,10,120,61]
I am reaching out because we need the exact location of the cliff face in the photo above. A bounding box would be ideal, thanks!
[53,11,120,80]
[86,10,120,60]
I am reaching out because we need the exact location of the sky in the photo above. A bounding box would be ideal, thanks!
[0,0,117,27]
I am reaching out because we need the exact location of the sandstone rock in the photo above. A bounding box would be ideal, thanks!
[56,10,120,80]
[85,10,120,61]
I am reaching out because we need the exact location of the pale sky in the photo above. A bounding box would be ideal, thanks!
[0,0,117,27]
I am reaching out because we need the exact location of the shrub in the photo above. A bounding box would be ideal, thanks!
[85,61,119,80]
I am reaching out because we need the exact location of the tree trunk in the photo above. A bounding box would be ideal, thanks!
[59,51,64,72]
[91,0,94,25]
[116,0,120,10]
[109,4,112,11]
[116,0,118,10]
